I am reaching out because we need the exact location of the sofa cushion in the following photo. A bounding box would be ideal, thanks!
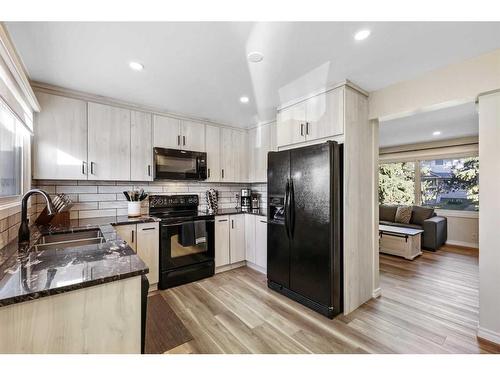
[379,205,398,222]
[395,206,412,224]
[410,206,435,226]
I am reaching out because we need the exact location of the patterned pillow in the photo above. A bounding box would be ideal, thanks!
[395,206,412,224]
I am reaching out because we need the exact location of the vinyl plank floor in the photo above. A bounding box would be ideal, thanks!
[150,245,500,354]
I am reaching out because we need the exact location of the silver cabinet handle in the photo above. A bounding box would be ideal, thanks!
[131,230,134,243]
[82,161,87,175]
[306,122,310,135]
[221,169,224,179]
[177,135,181,146]
[300,123,304,136]
[141,227,156,231]
[260,220,267,223]
[148,165,151,176]
[183,135,186,146]
[208,168,211,178]
[90,161,95,175]
[231,220,234,229]
[218,219,228,222]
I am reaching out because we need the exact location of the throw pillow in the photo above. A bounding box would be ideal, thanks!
[379,205,398,222]
[410,206,435,226]
[395,206,412,224]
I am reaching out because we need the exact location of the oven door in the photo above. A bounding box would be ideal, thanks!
[160,219,215,271]
[154,147,207,180]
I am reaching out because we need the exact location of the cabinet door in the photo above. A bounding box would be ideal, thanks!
[205,124,220,182]
[131,111,153,181]
[215,216,230,267]
[244,214,256,263]
[233,130,248,183]
[136,223,159,286]
[33,92,88,180]
[247,127,257,182]
[220,127,234,182]
[269,121,278,152]
[114,224,137,251]
[181,120,205,152]
[153,115,181,149]
[229,215,245,263]
[255,124,271,182]
[306,87,344,140]
[255,218,268,269]
[276,101,306,147]
[88,102,131,181]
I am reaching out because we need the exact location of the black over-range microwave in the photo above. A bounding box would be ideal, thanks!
[153,147,207,180]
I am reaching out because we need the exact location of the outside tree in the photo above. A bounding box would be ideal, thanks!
[378,162,415,205]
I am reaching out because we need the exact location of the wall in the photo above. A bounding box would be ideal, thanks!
[477,91,500,344]
[436,211,479,248]
[33,180,252,219]
[369,48,500,120]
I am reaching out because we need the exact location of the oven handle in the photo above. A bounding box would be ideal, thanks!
[161,220,215,227]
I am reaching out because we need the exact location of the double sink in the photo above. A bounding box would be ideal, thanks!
[34,229,105,251]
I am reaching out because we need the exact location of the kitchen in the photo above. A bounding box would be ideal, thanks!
[3,13,500,366]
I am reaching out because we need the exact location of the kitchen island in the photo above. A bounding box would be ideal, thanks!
[0,216,157,354]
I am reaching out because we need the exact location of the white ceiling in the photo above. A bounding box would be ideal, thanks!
[379,102,478,148]
[6,22,500,128]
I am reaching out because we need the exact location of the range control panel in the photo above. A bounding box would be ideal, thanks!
[149,194,199,209]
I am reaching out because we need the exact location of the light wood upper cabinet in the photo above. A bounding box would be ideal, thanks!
[233,130,248,183]
[306,87,344,140]
[229,215,245,263]
[33,92,88,180]
[131,111,153,181]
[88,102,131,181]
[220,127,234,182]
[205,124,220,182]
[136,222,160,288]
[215,216,230,267]
[181,120,205,152]
[248,123,273,182]
[276,101,306,147]
[153,115,181,149]
[276,86,345,148]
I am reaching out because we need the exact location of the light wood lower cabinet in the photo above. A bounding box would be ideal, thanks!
[215,216,230,267]
[244,214,267,272]
[113,223,159,289]
[215,214,245,270]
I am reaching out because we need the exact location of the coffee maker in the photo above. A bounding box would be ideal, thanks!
[240,188,251,211]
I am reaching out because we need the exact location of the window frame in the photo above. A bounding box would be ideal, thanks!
[379,150,479,217]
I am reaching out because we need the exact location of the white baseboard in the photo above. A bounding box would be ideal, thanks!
[246,261,267,275]
[372,287,382,298]
[477,326,500,345]
[445,240,479,249]
[215,261,246,274]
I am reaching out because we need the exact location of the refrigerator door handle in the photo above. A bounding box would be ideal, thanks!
[289,178,295,238]
[284,179,290,238]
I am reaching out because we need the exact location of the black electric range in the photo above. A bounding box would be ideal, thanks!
[149,194,215,289]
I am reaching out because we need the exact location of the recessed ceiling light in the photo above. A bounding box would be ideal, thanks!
[247,51,264,63]
[240,96,249,103]
[354,29,371,41]
[433,131,442,136]
[129,61,144,71]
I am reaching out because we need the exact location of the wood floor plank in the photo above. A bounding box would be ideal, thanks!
[147,246,500,354]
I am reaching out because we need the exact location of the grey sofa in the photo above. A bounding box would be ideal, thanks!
[379,205,447,251]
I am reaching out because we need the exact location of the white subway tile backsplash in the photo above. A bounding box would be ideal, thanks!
[32,180,260,219]
[78,193,117,202]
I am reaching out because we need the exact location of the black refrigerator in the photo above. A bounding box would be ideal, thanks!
[267,141,343,318]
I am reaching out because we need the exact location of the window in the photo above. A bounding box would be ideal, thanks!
[379,162,415,205]
[379,155,479,212]
[420,157,479,211]
[0,100,23,198]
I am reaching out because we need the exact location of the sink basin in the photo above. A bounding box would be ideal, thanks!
[35,229,104,251]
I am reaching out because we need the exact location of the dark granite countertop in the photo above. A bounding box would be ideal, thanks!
[200,208,267,217]
[0,215,157,308]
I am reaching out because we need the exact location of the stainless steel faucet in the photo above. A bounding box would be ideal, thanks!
[18,189,56,244]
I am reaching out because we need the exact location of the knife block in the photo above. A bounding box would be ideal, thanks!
[35,207,71,227]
